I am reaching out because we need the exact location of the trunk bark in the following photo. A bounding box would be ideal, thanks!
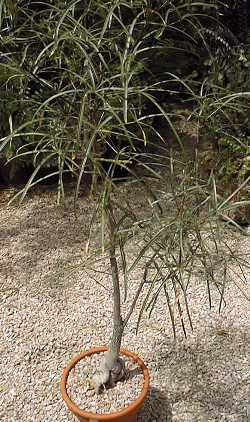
[106,200,124,357]
[92,200,125,393]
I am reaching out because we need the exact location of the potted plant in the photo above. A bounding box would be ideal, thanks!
[55,1,168,420]
[59,195,151,422]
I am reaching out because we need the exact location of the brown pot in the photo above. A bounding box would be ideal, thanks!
[60,346,150,422]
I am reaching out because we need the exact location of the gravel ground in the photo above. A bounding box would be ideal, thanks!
[0,187,250,422]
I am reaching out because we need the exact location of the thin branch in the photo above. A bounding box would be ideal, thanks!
[124,278,145,328]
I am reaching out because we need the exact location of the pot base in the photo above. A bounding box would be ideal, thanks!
[76,414,137,422]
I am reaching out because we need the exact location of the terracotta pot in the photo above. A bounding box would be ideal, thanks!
[60,346,150,422]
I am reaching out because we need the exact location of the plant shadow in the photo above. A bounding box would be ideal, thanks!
[138,386,172,422]
[127,366,141,380]
[153,327,250,420]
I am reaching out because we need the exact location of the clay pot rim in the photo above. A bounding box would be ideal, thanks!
[60,346,150,420]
